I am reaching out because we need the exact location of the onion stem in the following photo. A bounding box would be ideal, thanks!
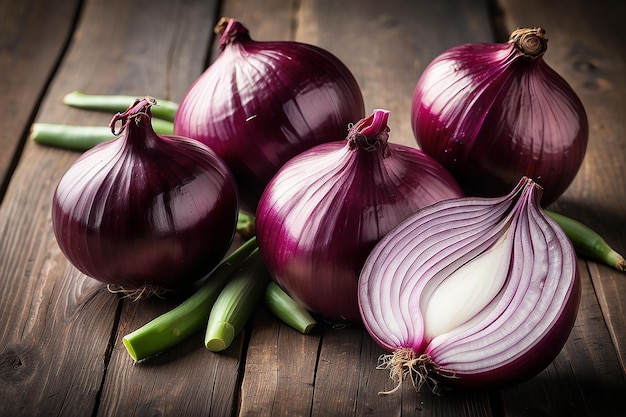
[205,248,269,352]
[122,237,258,361]
[63,90,179,122]
[547,210,625,271]
[265,281,317,334]
[30,120,174,151]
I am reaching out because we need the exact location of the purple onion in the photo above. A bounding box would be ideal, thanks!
[411,28,588,206]
[52,97,239,297]
[256,109,464,322]
[174,18,365,212]
[358,177,580,391]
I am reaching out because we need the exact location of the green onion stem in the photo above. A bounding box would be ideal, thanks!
[63,90,179,122]
[122,237,258,361]
[547,210,625,272]
[205,248,270,352]
[237,211,256,240]
[30,119,174,151]
[265,281,317,334]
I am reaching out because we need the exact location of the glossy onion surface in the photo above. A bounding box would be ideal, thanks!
[52,98,239,293]
[174,18,365,212]
[359,177,580,390]
[256,110,464,322]
[411,28,588,206]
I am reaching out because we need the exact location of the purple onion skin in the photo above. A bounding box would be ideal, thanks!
[52,105,239,291]
[256,110,464,323]
[174,18,365,213]
[411,30,588,206]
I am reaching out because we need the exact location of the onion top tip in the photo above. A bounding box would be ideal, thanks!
[508,27,548,58]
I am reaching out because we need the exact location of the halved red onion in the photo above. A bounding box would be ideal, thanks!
[411,28,588,206]
[358,177,580,391]
[256,109,464,323]
[174,18,365,212]
[52,97,239,297]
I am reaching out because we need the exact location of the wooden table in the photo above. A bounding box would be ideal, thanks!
[1,0,625,415]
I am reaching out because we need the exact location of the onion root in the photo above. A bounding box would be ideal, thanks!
[107,284,172,301]
[376,348,455,395]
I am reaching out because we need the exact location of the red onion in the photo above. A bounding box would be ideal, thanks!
[52,97,239,297]
[358,177,580,391]
[256,109,464,322]
[174,18,365,212]
[411,28,588,206]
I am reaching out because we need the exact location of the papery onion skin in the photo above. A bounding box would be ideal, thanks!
[411,28,588,206]
[52,97,239,293]
[358,177,580,390]
[256,109,464,323]
[174,18,365,212]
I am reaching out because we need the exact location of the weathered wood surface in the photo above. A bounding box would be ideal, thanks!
[1,0,624,416]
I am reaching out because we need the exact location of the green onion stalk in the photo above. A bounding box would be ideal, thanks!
[204,248,270,352]
[30,119,174,151]
[265,281,317,334]
[122,237,258,361]
[63,90,178,122]
[547,210,625,271]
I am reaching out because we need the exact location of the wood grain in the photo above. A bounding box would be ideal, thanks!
[239,310,320,417]
[1,0,221,415]
[0,0,80,197]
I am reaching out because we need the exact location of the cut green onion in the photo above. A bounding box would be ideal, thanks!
[547,210,625,271]
[63,90,179,122]
[205,248,269,352]
[265,281,317,334]
[237,211,256,240]
[30,119,174,151]
[122,237,258,361]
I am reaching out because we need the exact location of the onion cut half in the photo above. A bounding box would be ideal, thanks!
[358,177,580,391]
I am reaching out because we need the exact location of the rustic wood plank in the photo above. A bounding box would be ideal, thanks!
[239,310,321,417]
[498,0,626,374]
[0,0,222,415]
[591,263,626,371]
[0,0,80,197]
[0,1,116,415]
[101,296,244,417]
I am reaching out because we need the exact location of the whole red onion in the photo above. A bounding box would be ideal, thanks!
[52,97,239,297]
[411,28,588,206]
[256,109,464,322]
[174,18,365,212]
